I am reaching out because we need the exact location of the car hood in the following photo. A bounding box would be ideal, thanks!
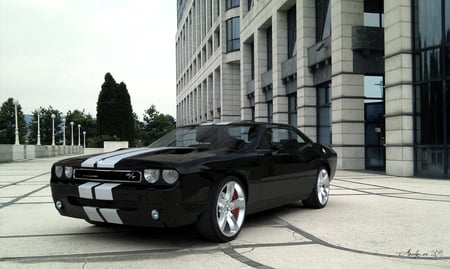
[56,147,229,169]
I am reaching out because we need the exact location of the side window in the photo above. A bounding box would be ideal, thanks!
[272,128,305,145]
[258,127,305,149]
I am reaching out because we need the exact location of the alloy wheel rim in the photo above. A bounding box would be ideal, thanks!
[216,181,246,237]
[317,169,330,205]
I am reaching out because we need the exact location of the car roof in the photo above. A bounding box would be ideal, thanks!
[189,121,293,128]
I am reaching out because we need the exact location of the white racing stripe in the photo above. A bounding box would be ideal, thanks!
[83,206,104,222]
[81,147,174,168]
[95,147,168,168]
[80,182,124,224]
[81,148,146,168]
[95,183,120,200]
[78,182,101,199]
[99,208,123,224]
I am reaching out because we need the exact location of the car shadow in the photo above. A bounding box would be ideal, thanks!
[81,201,309,246]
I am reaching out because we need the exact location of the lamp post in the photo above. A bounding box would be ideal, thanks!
[77,124,81,146]
[13,99,20,145]
[83,131,86,148]
[62,118,66,146]
[36,108,41,145]
[70,121,74,146]
[51,114,56,146]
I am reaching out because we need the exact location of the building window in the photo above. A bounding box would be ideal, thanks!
[288,93,297,127]
[216,0,220,16]
[226,0,240,10]
[226,17,240,52]
[267,27,273,70]
[316,0,331,42]
[248,0,254,11]
[413,0,449,178]
[247,93,255,122]
[317,83,331,146]
[267,101,273,123]
[250,42,255,79]
[364,76,385,170]
[287,6,296,58]
[364,0,384,27]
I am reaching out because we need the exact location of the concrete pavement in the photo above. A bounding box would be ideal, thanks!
[0,155,449,268]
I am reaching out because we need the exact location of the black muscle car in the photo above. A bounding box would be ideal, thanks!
[50,122,337,242]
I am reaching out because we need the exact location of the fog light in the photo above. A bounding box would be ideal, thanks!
[151,209,159,220]
[55,200,63,210]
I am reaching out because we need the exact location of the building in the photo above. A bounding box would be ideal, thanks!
[175,0,449,179]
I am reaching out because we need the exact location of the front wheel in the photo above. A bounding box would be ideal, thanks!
[302,167,330,209]
[196,176,246,242]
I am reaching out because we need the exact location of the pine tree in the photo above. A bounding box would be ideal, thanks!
[96,73,135,144]
[0,98,27,144]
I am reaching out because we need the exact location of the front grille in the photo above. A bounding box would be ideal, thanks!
[74,168,142,183]
[68,196,138,210]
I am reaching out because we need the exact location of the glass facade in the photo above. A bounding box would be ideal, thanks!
[226,17,240,52]
[315,0,331,42]
[226,0,240,10]
[287,6,296,58]
[317,83,331,146]
[364,76,385,170]
[288,93,297,127]
[363,0,384,27]
[413,0,449,178]
[267,27,272,70]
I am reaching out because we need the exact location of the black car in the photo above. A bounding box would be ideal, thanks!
[50,122,337,242]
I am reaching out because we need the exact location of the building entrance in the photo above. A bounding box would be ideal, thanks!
[364,76,385,170]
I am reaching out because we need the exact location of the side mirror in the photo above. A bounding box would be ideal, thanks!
[271,143,284,152]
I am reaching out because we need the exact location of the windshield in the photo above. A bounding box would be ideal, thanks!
[149,124,259,150]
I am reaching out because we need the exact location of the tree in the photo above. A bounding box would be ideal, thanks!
[28,106,62,145]
[142,105,176,145]
[96,73,135,144]
[133,112,145,147]
[65,109,96,147]
[0,98,27,144]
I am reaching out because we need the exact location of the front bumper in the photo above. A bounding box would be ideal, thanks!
[50,179,209,228]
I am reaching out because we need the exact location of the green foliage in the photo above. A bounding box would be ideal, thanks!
[142,104,176,145]
[96,73,135,145]
[0,98,27,144]
[28,106,62,145]
[65,109,96,147]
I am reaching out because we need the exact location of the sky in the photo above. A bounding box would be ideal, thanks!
[0,0,177,120]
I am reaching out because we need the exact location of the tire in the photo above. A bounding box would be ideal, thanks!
[302,167,330,209]
[196,176,247,242]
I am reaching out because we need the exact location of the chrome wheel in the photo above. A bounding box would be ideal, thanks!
[317,168,330,206]
[216,180,246,238]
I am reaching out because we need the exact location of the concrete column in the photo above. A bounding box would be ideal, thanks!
[221,63,241,121]
[202,80,208,122]
[254,29,268,122]
[241,36,255,121]
[207,74,214,122]
[384,1,414,176]
[296,0,317,139]
[201,0,206,41]
[213,68,221,121]
[272,10,288,124]
[331,0,365,170]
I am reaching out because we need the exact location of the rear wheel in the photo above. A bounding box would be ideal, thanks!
[302,167,330,209]
[196,176,246,242]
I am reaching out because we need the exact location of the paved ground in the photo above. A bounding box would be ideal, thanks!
[0,155,449,269]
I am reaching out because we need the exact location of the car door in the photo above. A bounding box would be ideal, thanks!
[258,127,319,207]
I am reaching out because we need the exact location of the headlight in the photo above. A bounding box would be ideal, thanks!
[162,169,179,184]
[64,167,73,179]
[144,169,160,183]
[55,166,63,178]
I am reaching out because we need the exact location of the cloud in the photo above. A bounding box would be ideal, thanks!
[0,0,176,119]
